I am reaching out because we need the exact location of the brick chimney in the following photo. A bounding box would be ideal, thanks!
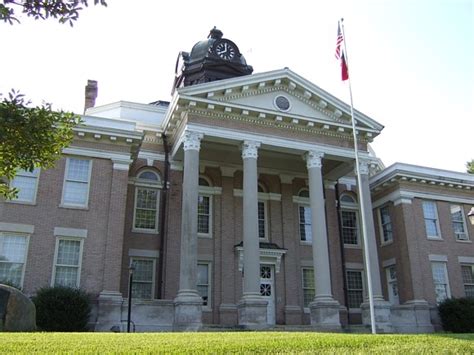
[84,80,98,113]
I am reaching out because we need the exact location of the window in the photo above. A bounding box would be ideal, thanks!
[53,238,83,287]
[0,234,29,288]
[131,258,155,299]
[133,171,161,232]
[197,263,211,308]
[461,265,474,298]
[299,206,312,242]
[342,211,358,245]
[302,268,315,307]
[379,206,393,244]
[431,262,450,303]
[62,158,91,207]
[340,194,359,246]
[198,177,212,236]
[257,183,268,240]
[346,270,364,309]
[258,201,266,239]
[10,168,40,203]
[451,205,469,241]
[385,265,399,305]
[422,201,440,238]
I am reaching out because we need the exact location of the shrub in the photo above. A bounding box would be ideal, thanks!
[438,297,474,333]
[33,286,91,331]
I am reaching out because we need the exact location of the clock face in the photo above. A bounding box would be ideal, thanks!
[214,41,236,60]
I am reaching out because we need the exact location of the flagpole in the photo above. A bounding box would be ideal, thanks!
[339,18,376,335]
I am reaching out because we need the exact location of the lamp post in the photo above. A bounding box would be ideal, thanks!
[127,262,136,333]
[468,207,474,226]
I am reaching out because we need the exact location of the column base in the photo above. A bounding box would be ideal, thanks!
[95,291,123,332]
[309,298,341,331]
[237,293,268,329]
[361,299,393,333]
[173,290,202,331]
[391,299,434,333]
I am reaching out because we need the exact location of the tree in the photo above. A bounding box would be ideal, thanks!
[467,159,474,174]
[0,1,106,199]
[0,91,81,198]
[1,0,106,26]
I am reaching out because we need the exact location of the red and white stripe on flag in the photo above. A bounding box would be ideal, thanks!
[335,22,343,59]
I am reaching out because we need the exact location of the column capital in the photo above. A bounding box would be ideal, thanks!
[183,131,204,151]
[304,151,324,169]
[241,140,261,159]
[357,159,370,175]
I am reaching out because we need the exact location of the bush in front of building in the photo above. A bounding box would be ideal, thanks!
[33,286,91,331]
[438,297,474,333]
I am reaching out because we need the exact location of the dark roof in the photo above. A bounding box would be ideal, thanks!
[149,100,170,107]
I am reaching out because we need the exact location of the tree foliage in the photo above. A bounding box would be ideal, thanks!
[467,160,474,174]
[0,0,106,26]
[0,91,81,199]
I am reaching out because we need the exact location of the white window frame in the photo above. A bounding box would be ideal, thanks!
[340,194,360,248]
[422,200,442,240]
[378,205,393,245]
[430,261,451,304]
[346,269,365,312]
[197,262,211,310]
[299,205,312,244]
[258,200,268,240]
[450,204,470,242]
[51,237,84,288]
[461,264,474,298]
[9,168,41,204]
[60,157,92,209]
[130,257,156,300]
[132,186,161,234]
[197,194,212,238]
[385,265,399,305]
[0,232,30,288]
[301,267,315,311]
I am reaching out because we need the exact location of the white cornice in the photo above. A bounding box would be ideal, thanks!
[185,123,375,161]
[63,147,132,165]
[233,189,281,201]
[370,162,474,191]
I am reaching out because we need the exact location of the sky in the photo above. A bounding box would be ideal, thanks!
[1,0,473,173]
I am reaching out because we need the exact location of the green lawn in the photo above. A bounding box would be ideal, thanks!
[0,332,473,354]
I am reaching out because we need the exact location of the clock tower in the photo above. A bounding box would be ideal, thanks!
[172,27,253,91]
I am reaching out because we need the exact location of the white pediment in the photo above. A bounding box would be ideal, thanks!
[174,68,384,133]
[218,89,341,126]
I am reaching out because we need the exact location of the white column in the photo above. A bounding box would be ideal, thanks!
[241,140,261,299]
[238,140,267,328]
[357,159,393,333]
[174,130,203,330]
[357,160,383,299]
[304,150,341,330]
[305,151,334,301]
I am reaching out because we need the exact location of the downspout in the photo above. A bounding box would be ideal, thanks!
[157,133,170,299]
[335,181,350,327]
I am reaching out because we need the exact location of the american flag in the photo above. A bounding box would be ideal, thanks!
[335,22,343,59]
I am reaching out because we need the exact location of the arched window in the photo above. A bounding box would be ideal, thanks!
[198,176,212,236]
[340,193,359,246]
[298,188,311,242]
[133,170,161,233]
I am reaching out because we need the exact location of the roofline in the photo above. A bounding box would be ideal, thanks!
[370,162,474,188]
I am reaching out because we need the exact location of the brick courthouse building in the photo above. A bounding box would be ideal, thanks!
[1,29,473,332]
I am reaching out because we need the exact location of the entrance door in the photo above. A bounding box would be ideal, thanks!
[260,265,275,325]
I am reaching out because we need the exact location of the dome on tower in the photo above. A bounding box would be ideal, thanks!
[172,27,253,92]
